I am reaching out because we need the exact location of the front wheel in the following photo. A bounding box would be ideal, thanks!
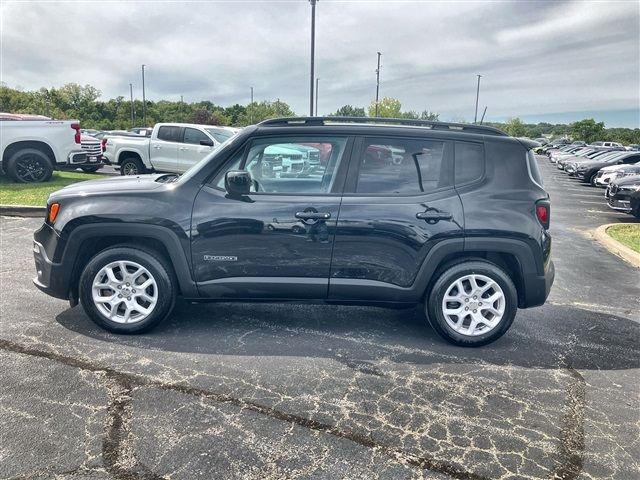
[589,172,598,186]
[120,157,145,176]
[425,261,518,347]
[79,246,176,333]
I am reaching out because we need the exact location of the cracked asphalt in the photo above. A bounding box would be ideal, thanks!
[0,156,638,479]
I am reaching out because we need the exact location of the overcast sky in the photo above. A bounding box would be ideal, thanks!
[1,0,639,126]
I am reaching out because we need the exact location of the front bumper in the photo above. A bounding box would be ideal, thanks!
[607,195,632,212]
[61,151,106,169]
[32,225,70,300]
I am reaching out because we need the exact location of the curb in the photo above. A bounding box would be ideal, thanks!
[0,205,46,217]
[593,223,640,268]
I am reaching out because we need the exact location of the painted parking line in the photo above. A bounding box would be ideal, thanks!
[579,200,612,205]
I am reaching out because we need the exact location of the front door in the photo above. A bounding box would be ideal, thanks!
[178,127,216,173]
[149,125,182,171]
[191,135,352,299]
[329,135,464,302]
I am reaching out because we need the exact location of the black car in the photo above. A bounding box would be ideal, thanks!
[32,117,554,347]
[570,152,640,184]
[607,175,640,218]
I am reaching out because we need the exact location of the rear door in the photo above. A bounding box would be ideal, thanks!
[149,125,182,171]
[329,135,464,302]
[178,127,216,172]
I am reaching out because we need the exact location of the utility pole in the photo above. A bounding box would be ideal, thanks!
[141,64,147,126]
[309,0,317,116]
[375,52,382,117]
[474,74,482,124]
[315,78,319,116]
[250,86,254,123]
[129,83,134,127]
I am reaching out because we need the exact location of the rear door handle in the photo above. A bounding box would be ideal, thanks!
[179,147,187,151]
[416,210,452,223]
[295,211,331,220]
[153,145,162,150]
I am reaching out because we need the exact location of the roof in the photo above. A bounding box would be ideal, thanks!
[258,116,508,137]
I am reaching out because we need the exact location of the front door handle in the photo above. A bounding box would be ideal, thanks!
[295,211,331,221]
[416,210,452,223]
[153,145,162,150]
[179,146,188,151]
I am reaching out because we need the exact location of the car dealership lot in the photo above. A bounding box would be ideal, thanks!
[0,157,638,479]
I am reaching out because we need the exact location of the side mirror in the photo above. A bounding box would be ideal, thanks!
[225,170,252,196]
[200,139,214,147]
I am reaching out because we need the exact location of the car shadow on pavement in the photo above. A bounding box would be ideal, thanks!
[55,301,640,372]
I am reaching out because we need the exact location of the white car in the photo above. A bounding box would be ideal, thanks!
[0,112,89,182]
[595,162,640,187]
[103,123,237,175]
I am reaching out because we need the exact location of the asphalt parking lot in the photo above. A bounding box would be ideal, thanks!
[0,156,638,480]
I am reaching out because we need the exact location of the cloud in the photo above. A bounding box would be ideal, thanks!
[1,0,638,126]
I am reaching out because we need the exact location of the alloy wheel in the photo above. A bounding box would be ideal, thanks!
[441,274,506,336]
[15,155,48,182]
[91,260,158,324]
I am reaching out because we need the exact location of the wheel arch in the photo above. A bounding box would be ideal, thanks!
[2,140,56,172]
[117,150,143,165]
[63,224,198,303]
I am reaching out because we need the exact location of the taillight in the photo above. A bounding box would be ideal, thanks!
[71,122,81,144]
[101,138,107,152]
[48,203,60,223]
[536,201,550,229]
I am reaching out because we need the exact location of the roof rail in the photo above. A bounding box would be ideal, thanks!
[258,116,507,136]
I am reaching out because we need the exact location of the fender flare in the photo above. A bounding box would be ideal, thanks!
[63,223,198,297]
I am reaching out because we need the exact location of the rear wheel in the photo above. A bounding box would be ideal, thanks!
[120,157,145,176]
[6,149,53,183]
[79,246,176,333]
[425,260,517,347]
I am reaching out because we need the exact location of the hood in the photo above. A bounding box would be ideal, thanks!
[50,173,170,201]
[611,174,640,187]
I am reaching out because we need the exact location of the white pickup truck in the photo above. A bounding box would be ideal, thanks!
[0,113,90,182]
[103,123,237,175]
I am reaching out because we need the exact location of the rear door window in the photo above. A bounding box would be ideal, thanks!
[351,137,452,194]
[157,126,183,143]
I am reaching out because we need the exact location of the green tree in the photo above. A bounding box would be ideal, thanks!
[368,97,402,118]
[505,117,527,137]
[570,118,605,143]
[420,110,439,121]
[331,105,366,117]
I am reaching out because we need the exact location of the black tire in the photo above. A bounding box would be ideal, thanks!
[589,172,598,186]
[631,199,640,219]
[80,166,101,173]
[425,260,518,347]
[79,246,176,333]
[6,148,53,183]
[120,157,145,176]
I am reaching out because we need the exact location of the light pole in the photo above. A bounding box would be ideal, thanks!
[315,78,319,116]
[250,86,254,123]
[129,83,134,127]
[141,64,147,126]
[375,52,382,117]
[309,0,317,116]
[474,74,482,124]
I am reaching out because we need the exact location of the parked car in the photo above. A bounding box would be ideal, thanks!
[625,144,640,151]
[568,152,640,184]
[0,112,88,182]
[103,123,237,175]
[606,175,640,218]
[33,117,554,347]
[78,134,105,173]
[590,141,623,148]
[533,137,549,146]
[594,161,640,187]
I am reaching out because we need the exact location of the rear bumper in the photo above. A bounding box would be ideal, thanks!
[521,259,555,308]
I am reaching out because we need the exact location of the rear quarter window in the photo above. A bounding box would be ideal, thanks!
[454,142,484,185]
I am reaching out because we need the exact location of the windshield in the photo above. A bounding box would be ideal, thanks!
[205,128,234,144]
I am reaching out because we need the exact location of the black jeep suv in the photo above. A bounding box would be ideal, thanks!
[33,117,554,346]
